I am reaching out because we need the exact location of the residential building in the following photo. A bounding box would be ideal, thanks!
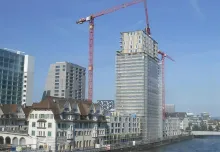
[0,97,107,151]
[115,30,162,141]
[28,97,107,151]
[165,104,175,113]
[0,48,35,105]
[201,112,210,120]
[44,62,86,100]
[165,112,189,132]
[187,113,201,127]
[163,113,181,138]
[104,110,141,145]
[0,104,31,145]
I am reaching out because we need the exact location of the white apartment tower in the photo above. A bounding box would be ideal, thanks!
[22,55,35,106]
[44,62,86,100]
[115,30,162,141]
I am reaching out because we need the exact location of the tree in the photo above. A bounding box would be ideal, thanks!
[216,125,220,131]
[192,124,200,131]
[186,126,191,131]
[208,125,214,131]
[200,122,208,131]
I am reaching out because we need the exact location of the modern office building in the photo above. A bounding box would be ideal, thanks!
[115,30,162,141]
[44,62,86,100]
[0,48,34,105]
[165,104,175,113]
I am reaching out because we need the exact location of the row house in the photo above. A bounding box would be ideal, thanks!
[28,96,107,151]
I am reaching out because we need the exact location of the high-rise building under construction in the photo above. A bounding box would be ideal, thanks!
[115,30,162,141]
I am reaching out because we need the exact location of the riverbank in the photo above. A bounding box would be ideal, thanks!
[101,135,193,152]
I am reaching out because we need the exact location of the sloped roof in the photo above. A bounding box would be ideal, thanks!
[33,96,94,118]
[0,104,18,114]
[22,106,32,117]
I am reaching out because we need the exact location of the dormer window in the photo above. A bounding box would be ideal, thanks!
[64,108,69,112]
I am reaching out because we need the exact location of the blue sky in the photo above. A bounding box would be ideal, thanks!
[0,0,220,116]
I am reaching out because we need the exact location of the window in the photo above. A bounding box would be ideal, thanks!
[32,131,35,136]
[35,114,38,119]
[48,131,52,137]
[50,114,53,119]
[30,114,34,119]
[48,123,52,128]
[56,66,60,68]
[32,122,36,127]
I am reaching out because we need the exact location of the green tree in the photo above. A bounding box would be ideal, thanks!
[192,124,200,131]
[208,125,214,131]
[216,125,220,131]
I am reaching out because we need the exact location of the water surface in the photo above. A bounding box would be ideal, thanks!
[142,136,220,152]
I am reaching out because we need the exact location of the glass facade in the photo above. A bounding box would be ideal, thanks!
[0,49,24,104]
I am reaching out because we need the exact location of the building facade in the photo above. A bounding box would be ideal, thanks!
[104,110,141,145]
[115,30,162,142]
[44,62,86,100]
[165,104,175,113]
[0,48,34,105]
[0,97,107,151]
[163,113,181,138]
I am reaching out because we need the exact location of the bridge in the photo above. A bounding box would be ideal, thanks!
[192,131,220,136]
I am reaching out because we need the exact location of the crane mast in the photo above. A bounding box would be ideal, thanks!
[158,50,175,120]
[76,0,151,102]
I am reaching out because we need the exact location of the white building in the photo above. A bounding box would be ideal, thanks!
[115,30,162,142]
[163,113,181,138]
[44,62,86,100]
[0,97,107,151]
[22,55,35,106]
[105,110,141,145]
[163,112,189,138]
[28,97,107,151]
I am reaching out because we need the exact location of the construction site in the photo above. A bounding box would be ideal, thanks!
[75,0,176,150]
[0,0,181,152]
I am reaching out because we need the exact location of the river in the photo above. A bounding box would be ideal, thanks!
[142,136,220,152]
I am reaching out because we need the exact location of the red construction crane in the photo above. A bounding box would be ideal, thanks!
[76,0,151,102]
[158,50,175,120]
